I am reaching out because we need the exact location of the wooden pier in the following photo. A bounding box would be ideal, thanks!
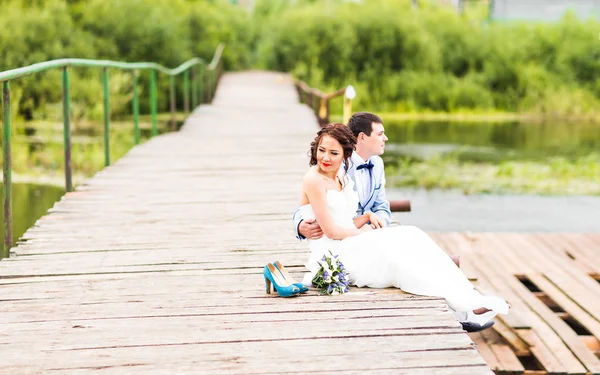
[434,232,600,375]
[1,71,599,374]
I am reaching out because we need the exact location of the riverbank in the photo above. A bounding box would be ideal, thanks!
[378,111,600,124]
[386,153,600,196]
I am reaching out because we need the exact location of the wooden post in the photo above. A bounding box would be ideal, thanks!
[205,69,212,103]
[183,70,190,114]
[62,67,73,193]
[102,68,110,167]
[169,76,176,131]
[343,97,352,125]
[132,71,140,145]
[191,67,198,110]
[2,81,12,257]
[343,85,356,125]
[150,70,158,137]
[318,98,328,127]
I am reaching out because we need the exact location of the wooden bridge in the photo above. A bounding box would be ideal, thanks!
[1,71,599,375]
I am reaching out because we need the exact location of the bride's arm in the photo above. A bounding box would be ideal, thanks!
[303,175,363,240]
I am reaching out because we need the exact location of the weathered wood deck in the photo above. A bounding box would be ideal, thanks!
[1,71,599,375]
[0,72,490,374]
[434,232,600,375]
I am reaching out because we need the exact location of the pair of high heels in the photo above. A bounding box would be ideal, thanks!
[263,261,309,297]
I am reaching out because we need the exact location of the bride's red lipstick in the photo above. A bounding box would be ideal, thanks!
[322,162,331,167]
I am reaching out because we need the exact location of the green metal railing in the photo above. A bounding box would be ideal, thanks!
[0,44,225,258]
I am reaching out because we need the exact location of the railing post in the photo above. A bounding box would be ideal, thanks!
[169,75,176,131]
[62,67,73,193]
[150,69,158,137]
[103,67,110,166]
[211,68,217,101]
[191,66,198,110]
[342,85,356,125]
[2,81,12,258]
[218,59,224,85]
[318,98,329,127]
[183,70,190,114]
[206,69,212,103]
[198,65,204,104]
[132,70,140,145]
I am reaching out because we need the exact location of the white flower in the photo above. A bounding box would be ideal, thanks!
[332,275,339,282]
[331,289,340,296]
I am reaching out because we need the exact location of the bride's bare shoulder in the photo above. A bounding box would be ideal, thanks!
[303,167,325,189]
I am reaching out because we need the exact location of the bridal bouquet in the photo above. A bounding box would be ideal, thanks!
[311,251,350,295]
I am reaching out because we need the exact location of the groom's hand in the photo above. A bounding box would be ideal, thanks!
[299,219,323,240]
[368,213,386,229]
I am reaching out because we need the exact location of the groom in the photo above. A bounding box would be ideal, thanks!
[294,112,391,240]
[295,111,459,268]
[293,112,492,332]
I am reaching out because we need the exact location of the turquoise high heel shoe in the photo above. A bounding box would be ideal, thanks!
[264,263,301,297]
[273,261,308,293]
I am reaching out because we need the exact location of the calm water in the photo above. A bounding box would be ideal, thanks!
[382,119,600,163]
[0,183,65,247]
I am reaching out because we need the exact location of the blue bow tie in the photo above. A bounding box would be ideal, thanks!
[356,162,374,171]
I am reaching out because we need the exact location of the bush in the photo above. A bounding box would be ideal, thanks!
[254,0,600,118]
[3,0,600,119]
[1,0,250,120]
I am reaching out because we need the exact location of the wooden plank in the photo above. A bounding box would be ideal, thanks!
[483,234,598,374]
[493,315,531,357]
[527,273,600,339]
[517,329,574,375]
[0,341,492,374]
[442,232,582,374]
[561,234,600,271]
[470,332,503,372]
[480,327,526,374]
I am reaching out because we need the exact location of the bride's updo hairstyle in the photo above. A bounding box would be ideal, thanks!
[309,122,356,168]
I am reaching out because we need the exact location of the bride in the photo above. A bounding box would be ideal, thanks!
[298,123,509,331]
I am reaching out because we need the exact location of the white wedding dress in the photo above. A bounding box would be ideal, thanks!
[299,178,509,324]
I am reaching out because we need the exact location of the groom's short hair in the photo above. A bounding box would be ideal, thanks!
[347,112,383,137]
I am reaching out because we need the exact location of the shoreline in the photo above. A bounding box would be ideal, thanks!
[331,111,600,124]
[9,172,88,189]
